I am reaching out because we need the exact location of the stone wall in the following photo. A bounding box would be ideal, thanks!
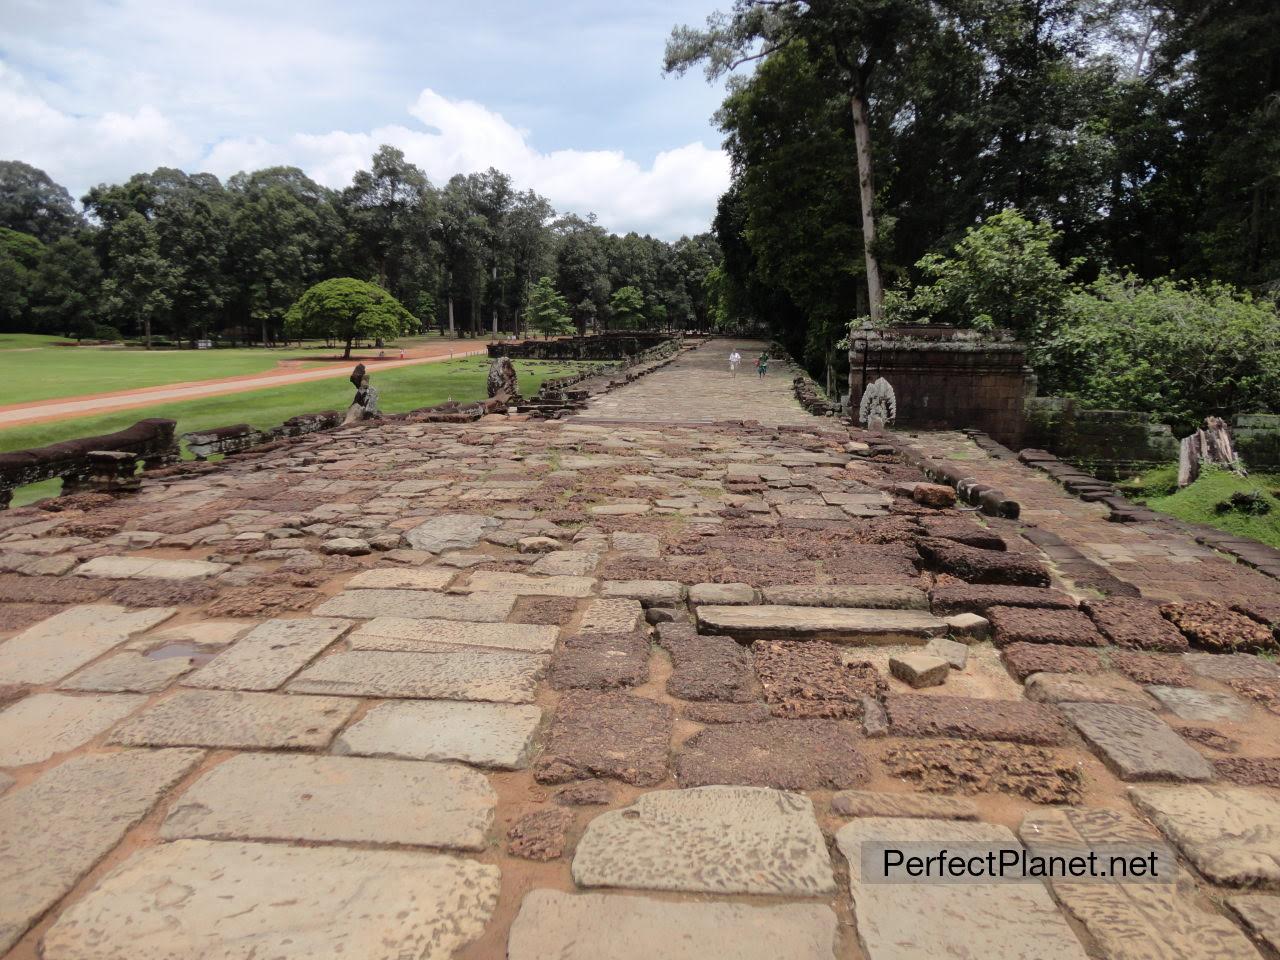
[848,326,1030,447]
[491,333,676,361]
[1233,413,1280,472]
[1024,399,1179,479]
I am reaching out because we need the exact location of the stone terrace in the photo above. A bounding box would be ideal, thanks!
[1,340,1279,959]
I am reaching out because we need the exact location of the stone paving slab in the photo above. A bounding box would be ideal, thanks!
[1061,702,1214,781]
[1185,652,1280,682]
[1018,806,1260,960]
[403,512,500,553]
[0,748,202,954]
[534,690,672,785]
[507,890,838,960]
[1024,671,1155,708]
[676,718,871,790]
[0,692,146,765]
[73,556,229,580]
[1146,684,1251,722]
[886,694,1071,745]
[349,616,559,654]
[463,571,596,597]
[0,604,176,684]
[58,651,197,692]
[1130,784,1280,889]
[530,550,599,576]
[697,604,947,644]
[286,649,545,702]
[573,786,835,895]
[837,818,1090,960]
[761,584,928,609]
[160,752,495,850]
[830,790,979,819]
[345,567,455,590]
[313,588,516,621]
[335,699,542,768]
[40,839,500,960]
[578,597,644,633]
[109,689,357,749]
[1227,895,1280,954]
[183,617,352,690]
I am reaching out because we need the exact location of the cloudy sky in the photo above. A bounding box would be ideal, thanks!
[0,0,732,239]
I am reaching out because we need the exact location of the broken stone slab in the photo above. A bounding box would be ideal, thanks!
[830,790,979,820]
[925,636,968,669]
[313,588,516,622]
[403,513,500,553]
[601,579,685,607]
[40,839,500,960]
[1130,784,1280,889]
[688,582,756,605]
[1081,597,1189,652]
[507,890,838,960]
[1184,651,1280,682]
[549,632,650,690]
[462,571,596,597]
[1146,684,1252,722]
[1024,672,1155,708]
[534,690,671,786]
[109,689,357,749]
[0,749,202,955]
[321,537,370,556]
[760,584,928,609]
[573,786,835,896]
[890,653,949,688]
[1019,806,1259,960]
[697,605,947,645]
[837,818,1090,960]
[349,617,558,654]
[0,692,146,766]
[517,535,561,553]
[530,550,599,576]
[183,617,352,691]
[286,649,545,703]
[345,567,455,590]
[335,700,542,768]
[161,752,494,850]
[578,597,644,633]
[609,532,660,557]
[946,612,991,641]
[58,650,197,693]
[0,604,176,684]
[1060,702,1214,782]
[659,626,759,703]
[73,556,229,580]
[886,695,1070,745]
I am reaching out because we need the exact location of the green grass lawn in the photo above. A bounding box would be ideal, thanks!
[1122,463,1280,549]
[0,331,487,405]
[1,357,599,507]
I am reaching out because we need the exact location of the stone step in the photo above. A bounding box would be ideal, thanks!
[695,604,948,645]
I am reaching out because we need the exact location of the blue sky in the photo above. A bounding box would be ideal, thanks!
[0,0,732,238]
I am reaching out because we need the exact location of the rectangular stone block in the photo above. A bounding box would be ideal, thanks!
[344,567,455,590]
[1061,702,1213,782]
[313,588,516,621]
[578,598,644,634]
[73,556,229,580]
[109,689,357,749]
[161,752,495,850]
[462,572,596,597]
[0,604,176,684]
[761,584,928,609]
[335,700,542,768]
[0,692,146,766]
[182,617,351,690]
[0,749,202,953]
[349,617,558,654]
[697,605,947,645]
[40,839,500,960]
[287,649,545,703]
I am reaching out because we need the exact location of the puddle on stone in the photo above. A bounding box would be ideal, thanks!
[145,642,222,665]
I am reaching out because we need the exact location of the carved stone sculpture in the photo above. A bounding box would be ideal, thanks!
[859,376,897,430]
[487,356,518,399]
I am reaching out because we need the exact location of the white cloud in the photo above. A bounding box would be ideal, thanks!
[1,59,728,239]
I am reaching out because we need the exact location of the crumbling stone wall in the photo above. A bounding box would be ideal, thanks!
[848,326,1029,447]
[1024,399,1179,479]
[1234,413,1280,472]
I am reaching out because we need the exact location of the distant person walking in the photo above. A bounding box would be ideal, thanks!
[756,352,769,378]
[729,349,742,377]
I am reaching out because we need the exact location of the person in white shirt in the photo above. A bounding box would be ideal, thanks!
[729,349,742,377]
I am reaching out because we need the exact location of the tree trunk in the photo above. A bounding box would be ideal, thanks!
[849,91,884,323]
[144,317,152,350]
[343,336,353,360]
[447,297,456,336]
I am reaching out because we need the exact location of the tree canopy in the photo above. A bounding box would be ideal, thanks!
[284,278,417,359]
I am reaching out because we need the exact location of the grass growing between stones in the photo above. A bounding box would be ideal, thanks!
[1,357,600,507]
[1124,463,1280,549]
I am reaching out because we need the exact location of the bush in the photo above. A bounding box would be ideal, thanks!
[92,323,123,341]
[1043,274,1280,433]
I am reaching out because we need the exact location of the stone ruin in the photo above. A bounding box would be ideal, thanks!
[487,356,518,401]
[344,364,381,425]
[858,376,897,431]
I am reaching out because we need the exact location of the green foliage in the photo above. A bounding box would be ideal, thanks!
[608,285,646,329]
[0,160,82,242]
[285,278,416,358]
[1042,274,1280,433]
[878,210,1078,342]
[525,276,573,338]
[1136,464,1280,550]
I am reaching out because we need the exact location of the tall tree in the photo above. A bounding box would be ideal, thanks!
[100,213,174,348]
[0,160,83,242]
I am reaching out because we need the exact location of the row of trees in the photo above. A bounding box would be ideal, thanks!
[667,0,1280,402]
[0,153,723,345]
